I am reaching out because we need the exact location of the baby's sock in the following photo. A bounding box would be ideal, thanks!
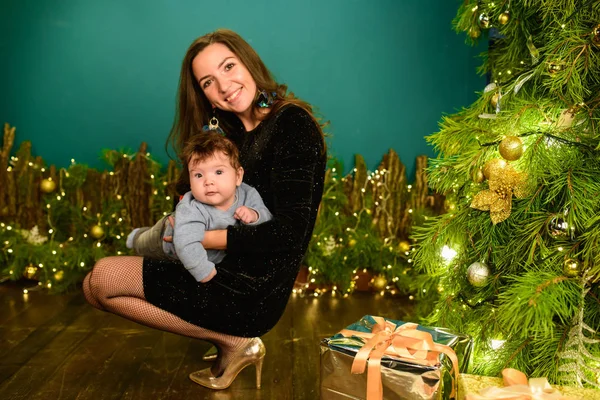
[126,228,140,249]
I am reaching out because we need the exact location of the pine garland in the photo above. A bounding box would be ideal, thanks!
[0,127,175,292]
[304,152,444,297]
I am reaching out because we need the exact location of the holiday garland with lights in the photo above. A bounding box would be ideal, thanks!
[301,152,444,298]
[412,0,600,388]
[0,123,444,298]
[0,123,176,292]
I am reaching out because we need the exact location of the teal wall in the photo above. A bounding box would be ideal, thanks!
[0,0,484,178]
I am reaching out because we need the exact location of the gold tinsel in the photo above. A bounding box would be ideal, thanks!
[470,164,529,224]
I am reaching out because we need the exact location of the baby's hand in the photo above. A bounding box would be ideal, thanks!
[234,206,259,224]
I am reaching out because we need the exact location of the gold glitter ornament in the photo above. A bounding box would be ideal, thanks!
[372,275,387,290]
[591,24,600,47]
[499,136,524,161]
[348,239,357,247]
[469,26,481,39]
[398,240,411,252]
[498,11,510,25]
[471,164,529,224]
[563,259,581,278]
[483,158,508,179]
[467,261,490,287]
[40,178,57,193]
[54,270,64,281]
[90,225,105,239]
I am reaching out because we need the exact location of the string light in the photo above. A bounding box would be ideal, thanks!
[441,245,457,262]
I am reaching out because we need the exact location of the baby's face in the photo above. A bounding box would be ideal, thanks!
[188,151,243,210]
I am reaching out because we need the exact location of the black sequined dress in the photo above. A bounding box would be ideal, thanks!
[142,105,326,337]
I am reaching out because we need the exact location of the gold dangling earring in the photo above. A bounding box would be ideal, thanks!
[203,107,224,135]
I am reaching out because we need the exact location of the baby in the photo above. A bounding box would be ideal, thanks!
[126,132,271,282]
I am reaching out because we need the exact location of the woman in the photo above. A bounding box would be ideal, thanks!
[83,29,326,390]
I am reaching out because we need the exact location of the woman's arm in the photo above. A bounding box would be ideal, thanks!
[201,230,227,250]
[163,217,227,250]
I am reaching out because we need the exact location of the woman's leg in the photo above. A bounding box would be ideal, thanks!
[83,256,253,375]
[82,272,105,310]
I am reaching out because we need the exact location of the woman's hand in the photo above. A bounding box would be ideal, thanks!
[162,215,176,242]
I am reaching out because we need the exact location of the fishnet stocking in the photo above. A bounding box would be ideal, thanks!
[83,256,252,375]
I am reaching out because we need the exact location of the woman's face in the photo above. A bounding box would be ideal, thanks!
[192,43,257,127]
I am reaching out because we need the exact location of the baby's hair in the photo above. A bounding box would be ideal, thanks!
[181,133,241,170]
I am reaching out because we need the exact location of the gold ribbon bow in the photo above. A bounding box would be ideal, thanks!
[471,165,529,225]
[339,317,460,400]
[466,368,567,400]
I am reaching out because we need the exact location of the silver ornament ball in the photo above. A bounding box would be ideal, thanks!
[467,262,490,287]
[548,217,569,238]
[478,13,490,29]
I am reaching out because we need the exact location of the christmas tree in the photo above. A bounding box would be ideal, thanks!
[413,0,600,387]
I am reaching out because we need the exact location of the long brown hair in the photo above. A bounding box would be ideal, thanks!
[166,29,325,160]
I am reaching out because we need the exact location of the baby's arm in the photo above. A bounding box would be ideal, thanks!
[173,193,216,283]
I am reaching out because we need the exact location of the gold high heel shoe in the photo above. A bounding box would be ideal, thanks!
[189,337,266,390]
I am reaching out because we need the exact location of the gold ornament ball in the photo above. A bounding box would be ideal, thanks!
[498,11,510,25]
[372,275,387,290]
[444,199,456,211]
[90,225,105,239]
[499,136,524,161]
[483,158,508,179]
[54,270,65,281]
[473,168,485,183]
[348,239,357,247]
[490,93,500,108]
[40,178,57,193]
[563,259,581,278]
[467,262,490,287]
[399,240,411,253]
[468,26,481,39]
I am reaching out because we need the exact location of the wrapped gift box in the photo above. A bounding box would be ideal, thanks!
[320,315,473,400]
[458,373,600,400]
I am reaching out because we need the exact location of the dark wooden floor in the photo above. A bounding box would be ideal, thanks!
[0,281,412,400]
